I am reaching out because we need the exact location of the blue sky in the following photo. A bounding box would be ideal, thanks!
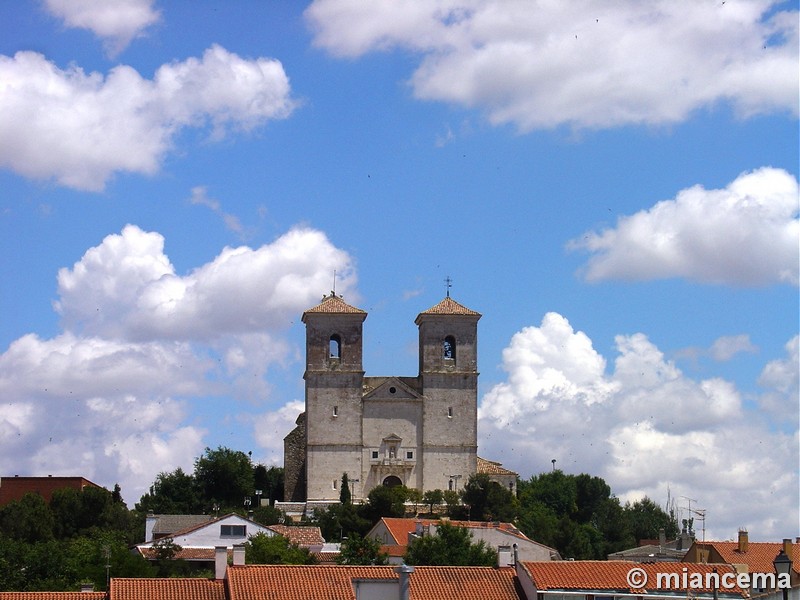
[0,1,797,541]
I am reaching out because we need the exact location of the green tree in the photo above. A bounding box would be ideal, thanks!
[359,485,408,523]
[136,467,201,514]
[244,532,316,564]
[312,502,371,541]
[252,504,282,526]
[253,465,284,506]
[422,489,443,514]
[194,446,255,510]
[624,497,679,543]
[406,488,423,515]
[336,533,388,565]
[404,522,496,566]
[0,493,55,542]
[442,490,468,519]
[340,473,352,504]
[461,473,517,522]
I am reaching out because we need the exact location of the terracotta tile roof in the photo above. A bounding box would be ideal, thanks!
[268,525,325,547]
[695,541,800,575]
[0,594,105,600]
[312,551,340,564]
[520,561,748,596]
[382,544,407,557]
[379,517,530,546]
[477,457,518,476]
[110,578,225,600]
[416,297,481,318]
[226,564,522,600]
[302,294,366,318]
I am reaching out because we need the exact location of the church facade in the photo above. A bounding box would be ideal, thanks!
[283,293,482,502]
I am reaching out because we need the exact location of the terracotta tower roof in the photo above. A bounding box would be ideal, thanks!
[302,293,366,320]
[416,296,481,321]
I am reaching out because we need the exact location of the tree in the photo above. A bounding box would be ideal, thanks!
[461,473,517,522]
[406,488,423,515]
[442,490,468,519]
[422,489,443,514]
[136,467,201,514]
[0,493,55,542]
[253,465,284,506]
[624,497,679,543]
[244,532,316,564]
[359,485,408,523]
[339,473,351,504]
[252,504,282,526]
[404,522,497,566]
[194,446,254,510]
[336,534,388,565]
[312,502,371,542]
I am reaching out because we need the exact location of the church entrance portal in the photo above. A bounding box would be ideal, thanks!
[382,476,402,488]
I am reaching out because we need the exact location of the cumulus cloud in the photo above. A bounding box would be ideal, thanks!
[305,0,799,131]
[478,313,798,540]
[0,45,295,190]
[569,167,800,286]
[54,224,356,341]
[0,224,357,501]
[43,0,161,55]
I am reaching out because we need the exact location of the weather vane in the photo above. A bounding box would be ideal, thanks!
[444,276,452,297]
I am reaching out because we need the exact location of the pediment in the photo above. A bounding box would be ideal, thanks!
[362,377,422,401]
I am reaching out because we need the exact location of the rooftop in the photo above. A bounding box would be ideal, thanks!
[520,561,748,596]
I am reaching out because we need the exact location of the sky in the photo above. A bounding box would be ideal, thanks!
[0,0,797,542]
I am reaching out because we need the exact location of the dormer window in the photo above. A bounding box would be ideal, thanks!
[329,334,341,359]
[443,336,456,361]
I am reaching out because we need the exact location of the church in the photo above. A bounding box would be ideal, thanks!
[283,292,515,503]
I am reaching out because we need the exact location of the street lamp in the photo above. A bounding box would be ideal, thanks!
[773,549,791,600]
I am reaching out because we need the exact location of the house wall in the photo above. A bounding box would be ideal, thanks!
[146,515,273,548]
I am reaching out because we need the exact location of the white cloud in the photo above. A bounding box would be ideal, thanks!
[189,186,245,236]
[569,167,799,286]
[709,334,758,361]
[43,0,161,55]
[54,224,356,341]
[305,0,798,131]
[0,45,295,190]
[0,224,357,502]
[478,313,798,540]
[251,400,305,465]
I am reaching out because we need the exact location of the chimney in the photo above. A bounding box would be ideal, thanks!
[233,544,245,566]
[144,511,158,543]
[214,546,228,580]
[80,583,94,593]
[659,528,667,549]
[738,530,749,553]
[497,545,513,568]
[396,565,414,600]
[783,539,793,561]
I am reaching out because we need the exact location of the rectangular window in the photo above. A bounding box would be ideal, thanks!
[333,479,337,489]
[447,406,453,418]
[372,451,379,459]
[406,451,414,460]
[220,525,246,537]
[333,405,338,417]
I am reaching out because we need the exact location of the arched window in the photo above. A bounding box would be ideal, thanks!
[443,335,456,361]
[329,334,341,359]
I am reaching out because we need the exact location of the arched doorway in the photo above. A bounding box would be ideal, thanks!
[382,475,402,488]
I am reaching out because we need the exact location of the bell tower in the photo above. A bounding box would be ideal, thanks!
[302,293,367,501]
[415,295,481,492]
